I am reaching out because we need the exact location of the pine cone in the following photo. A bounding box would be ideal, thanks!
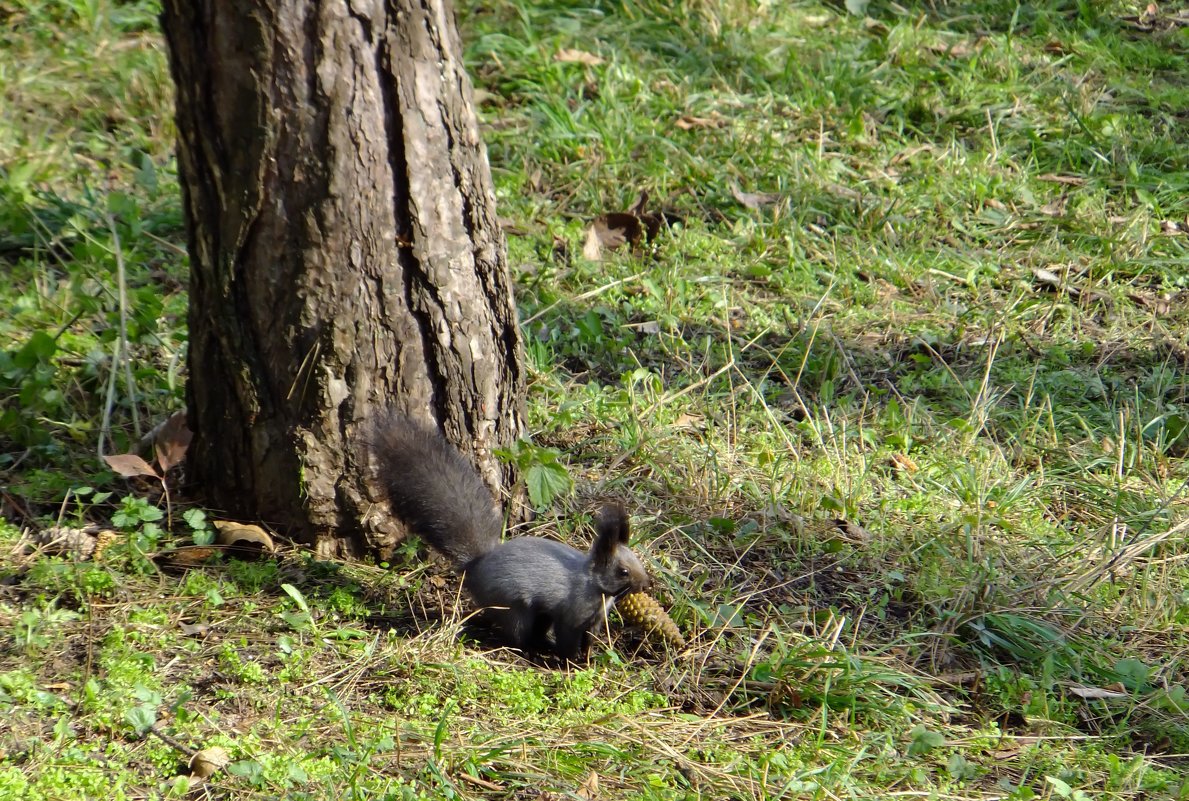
[33,525,100,559]
[31,525,121,560]
[94,529,120,560]
[619,591,687,649]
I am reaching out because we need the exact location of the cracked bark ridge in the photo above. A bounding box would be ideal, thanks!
[161,0,524,557]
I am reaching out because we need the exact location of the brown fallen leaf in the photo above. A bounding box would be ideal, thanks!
[154,410,193,473]
[583,212,641,261]
[582,191,663,261]
[577,771,600,801]
[890,452,918,473]
[827,181,865,200]
[156,545,223,570]
[1031,266,1070,291]
[831,517,873,545]
[178,621,211,637]
[213,521,276,555]
[730,183,782,210]
[104,452,159,479]
[555,48,604,66]
[1128,291,1172,315]
[1039,196,1068,217]
[991,747,1023,760]
[1124,3,1189,30]
[863,18,889,35]
[674,114,725,130]
[190,746,230,779]
[926,38,978,58]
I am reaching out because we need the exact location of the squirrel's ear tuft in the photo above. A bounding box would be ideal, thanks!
[590,504,629,567]
[594,504,630,543]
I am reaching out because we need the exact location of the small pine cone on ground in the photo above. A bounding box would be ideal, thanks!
[32,526,100,559]
[31,525,121,560]
[619,591,687,649]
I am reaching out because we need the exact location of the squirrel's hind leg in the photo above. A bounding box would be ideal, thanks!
[526,611,554,653]
[552,626,590,663]
[481,603,540,654]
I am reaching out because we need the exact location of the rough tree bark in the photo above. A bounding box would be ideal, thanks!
[160,0,524,557]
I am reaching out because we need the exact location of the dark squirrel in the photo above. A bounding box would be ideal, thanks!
[369,414,650,659]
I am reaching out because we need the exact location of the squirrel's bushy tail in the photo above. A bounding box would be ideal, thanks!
[369,413,503,567]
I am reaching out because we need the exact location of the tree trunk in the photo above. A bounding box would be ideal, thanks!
[160,0,524,557]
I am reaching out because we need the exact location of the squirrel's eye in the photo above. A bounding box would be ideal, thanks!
[617,567,630,578]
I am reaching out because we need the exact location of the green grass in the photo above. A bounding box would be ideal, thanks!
[2,0,1188,798]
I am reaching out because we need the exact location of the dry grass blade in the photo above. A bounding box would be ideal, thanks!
[1066,515,1189,594]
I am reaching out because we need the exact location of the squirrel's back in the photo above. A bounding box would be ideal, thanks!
[465,537,588,609]
[368,413,503,566]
